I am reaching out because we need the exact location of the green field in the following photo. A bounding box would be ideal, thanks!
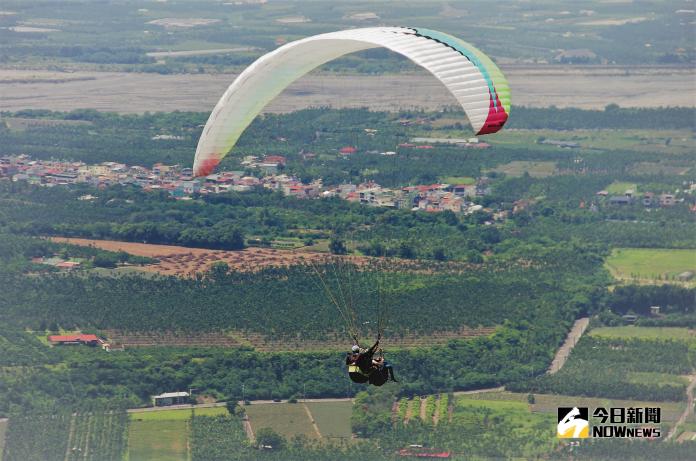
[605,181,638,194]
[130,406,227,422]
[590,326,696,341]
[245,403,318,440]
[605,248,696,284]
[488,129,694,155]
[627,372,689,387]
[490,160,557,178]
[305,402,353,439]
[439,176,476,185]
[128,420,188,461]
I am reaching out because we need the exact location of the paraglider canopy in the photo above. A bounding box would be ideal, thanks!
[193,26,510,177]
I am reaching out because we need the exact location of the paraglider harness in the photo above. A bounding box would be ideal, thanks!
[347,335,396,385]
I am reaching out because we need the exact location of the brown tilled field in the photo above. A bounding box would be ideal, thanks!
[50,237,329,275]
[50,237,482,277]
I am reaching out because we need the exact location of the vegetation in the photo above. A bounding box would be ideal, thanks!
[3,410,128,461]
[353,388,556,459]
[510,336,694,402]
[191,414,249,461]
[1,1,692,74]
[129,419,188,461]
[606,248,696,284]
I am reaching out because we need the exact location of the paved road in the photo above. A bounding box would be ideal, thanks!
[548,317,590,374]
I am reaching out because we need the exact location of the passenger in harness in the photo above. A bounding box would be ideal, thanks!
[345,337,398,385]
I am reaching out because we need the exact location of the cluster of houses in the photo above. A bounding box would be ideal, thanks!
[1,154,492,214]
[334,181,490,214]
[597,188,681,208]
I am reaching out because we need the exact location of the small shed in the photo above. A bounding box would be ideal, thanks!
[152,391,190,407]
[621,314,637,324]
[650,306,661,316]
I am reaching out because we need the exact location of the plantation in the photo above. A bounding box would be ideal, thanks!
[2,411,128,461]
[354,388,557,459]
[510,335,695,402]
[190,415,249,461]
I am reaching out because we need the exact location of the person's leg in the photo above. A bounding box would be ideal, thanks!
[384,362,398,382]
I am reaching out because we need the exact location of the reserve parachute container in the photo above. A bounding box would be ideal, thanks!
[194,27,510,177]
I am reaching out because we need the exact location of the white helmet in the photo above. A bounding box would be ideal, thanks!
[351,345,360,353]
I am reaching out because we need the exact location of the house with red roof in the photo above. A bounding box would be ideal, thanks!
[48,334,103,346]
[339,146,357,155]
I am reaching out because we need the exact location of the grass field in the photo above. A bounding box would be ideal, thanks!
[589,326,696,341]
[490,161,557,178]
[605,181,638,194]
[627,372,689,387]
[245,403,318,440]
[439,176,476,185]
[605,248,696,285]
[128,420,188,461]
[130,406,228,421]
[305,402,353,439]
[489,129,694,156]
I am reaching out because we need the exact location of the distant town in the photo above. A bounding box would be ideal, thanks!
[2,152,692,218]
[0,152,495,215]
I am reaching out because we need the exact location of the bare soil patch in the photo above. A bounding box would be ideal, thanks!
[50,237,483,277]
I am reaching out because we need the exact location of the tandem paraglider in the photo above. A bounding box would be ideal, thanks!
[192,26,511,386]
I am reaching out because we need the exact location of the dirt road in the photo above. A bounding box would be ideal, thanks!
[547,317,590,374]
[666,375,696,441]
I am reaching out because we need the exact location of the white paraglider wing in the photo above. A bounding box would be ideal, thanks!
[194,27,510,176]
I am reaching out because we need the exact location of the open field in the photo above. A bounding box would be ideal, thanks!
[130,407,227,421]
[305,402,353,439]
[605,248,696,285]
[605,181,638,194]
[49,237,488,278]
[589,326,696,342]
[490,160,557,178]
[439,176,476,185]
[245,403,318,440]
[50,237,328,276]
[128,420,188,461]
[491,129,695,156]
[146,46,256,58]
[1,66,693,113]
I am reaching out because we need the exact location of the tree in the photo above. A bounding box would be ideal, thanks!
[329,238,347,255]
[93,253,118,268]
[256,427,285,449]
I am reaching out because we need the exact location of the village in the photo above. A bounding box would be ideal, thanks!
[0,153,494,214]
